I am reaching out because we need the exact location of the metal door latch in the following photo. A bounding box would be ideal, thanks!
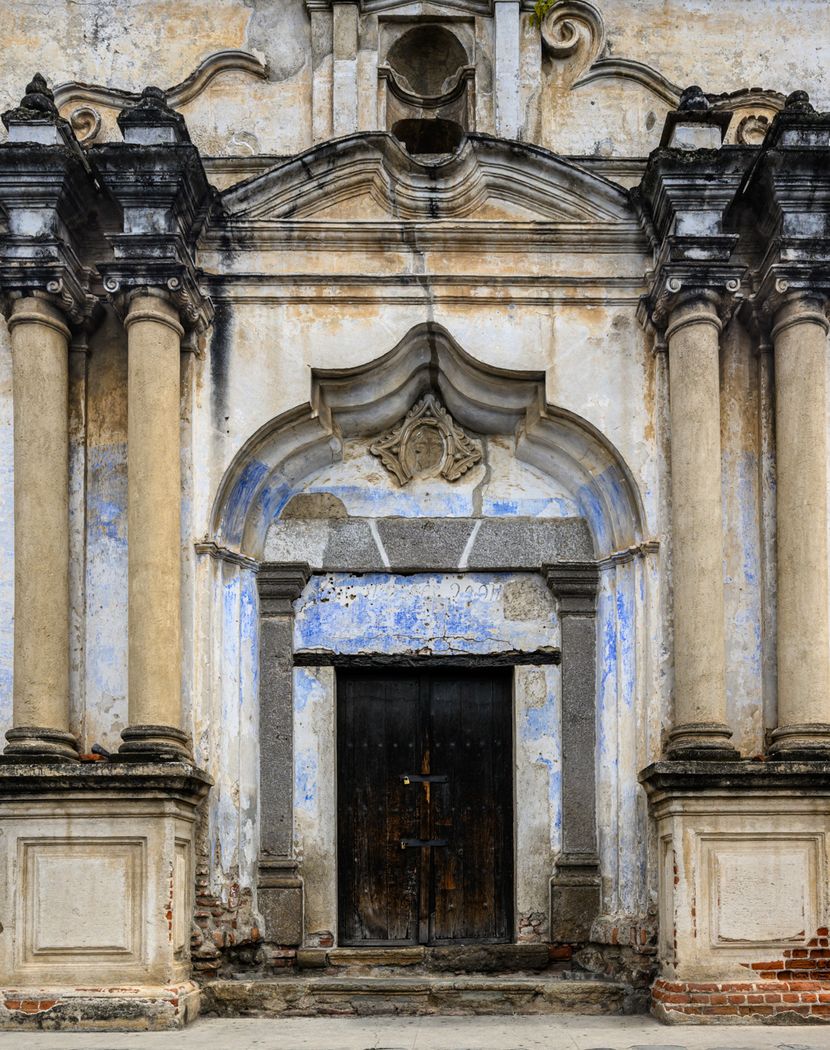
[400,838,449,849]
[400,774,448,785]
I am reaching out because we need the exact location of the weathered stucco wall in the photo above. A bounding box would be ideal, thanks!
[1,0,828,161]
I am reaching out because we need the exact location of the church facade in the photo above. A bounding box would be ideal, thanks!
[0,0,830,1030]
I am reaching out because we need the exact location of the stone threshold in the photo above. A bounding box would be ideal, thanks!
[300,943,556,974]
[202,974,631,1017]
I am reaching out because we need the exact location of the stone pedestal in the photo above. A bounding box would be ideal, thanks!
[641,762,830,1024]
[0,763,210,1031]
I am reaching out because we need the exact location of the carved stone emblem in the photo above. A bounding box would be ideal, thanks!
[369,394,483,485]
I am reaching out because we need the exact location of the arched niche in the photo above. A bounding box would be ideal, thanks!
[198,323,657,954]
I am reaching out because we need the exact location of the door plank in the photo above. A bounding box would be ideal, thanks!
[430,670,514,943]
[337,672,421,945]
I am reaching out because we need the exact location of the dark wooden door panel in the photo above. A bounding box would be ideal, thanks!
[337,672,422,945]
[337,668,513,946]
[430,671,513,943]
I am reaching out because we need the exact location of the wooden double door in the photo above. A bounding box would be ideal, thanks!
[337,668,513,946]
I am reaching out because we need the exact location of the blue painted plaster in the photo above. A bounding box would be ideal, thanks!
[294,572,558,656]
[224,458,270,544]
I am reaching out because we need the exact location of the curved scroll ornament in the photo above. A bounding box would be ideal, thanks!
[540,0,605,73]
[55,49,269,144]
[369,394,483,486]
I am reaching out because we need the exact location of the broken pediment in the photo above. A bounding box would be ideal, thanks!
[308,1,495,15]
[218,132,636,226]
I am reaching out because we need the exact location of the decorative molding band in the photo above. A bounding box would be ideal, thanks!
[194,541,260,572]
[203,222,648,254]
[54,50,269,143]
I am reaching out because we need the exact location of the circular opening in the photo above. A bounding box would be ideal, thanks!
[392,118,465,156]
[387,25,469,97]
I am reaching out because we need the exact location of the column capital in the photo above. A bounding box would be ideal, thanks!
[543,561,599,615]
[641,271,746,339]
[0,75,102,327]
[257,564,312,617]
[94,87,214,333]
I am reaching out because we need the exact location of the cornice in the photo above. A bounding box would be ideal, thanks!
[200,220,648,254]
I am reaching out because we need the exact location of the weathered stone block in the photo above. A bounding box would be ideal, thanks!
[258,885,303,946]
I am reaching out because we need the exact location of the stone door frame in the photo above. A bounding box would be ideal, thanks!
[255,558,600,948]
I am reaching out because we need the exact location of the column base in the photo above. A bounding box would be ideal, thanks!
[2,726,79,762]
[0,980,200,1031]
[666,722,739,761]
[550,852,601,942]
[641,760,830,1025]
[118,724,192,761]
[0,760,212,1031]
[258,858,304,946]
[770,723,830,760]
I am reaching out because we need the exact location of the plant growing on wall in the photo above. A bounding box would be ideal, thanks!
[530,0,560,27]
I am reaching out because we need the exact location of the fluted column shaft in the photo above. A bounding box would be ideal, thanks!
[5,296,78,760]
[770,294,830,757]
[666,294,736,759]
[119,291,190,759]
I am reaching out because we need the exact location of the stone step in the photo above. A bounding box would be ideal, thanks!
[312,943,553,974]
[202,975,631,1017]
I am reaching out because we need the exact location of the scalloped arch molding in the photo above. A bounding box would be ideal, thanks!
[210,323,645,561]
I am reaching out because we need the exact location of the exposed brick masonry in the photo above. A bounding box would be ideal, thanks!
[653,928,830,1022]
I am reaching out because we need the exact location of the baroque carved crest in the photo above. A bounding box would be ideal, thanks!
[369,394,483,485]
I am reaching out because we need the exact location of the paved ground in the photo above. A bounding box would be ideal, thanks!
[0,1016,829,1050]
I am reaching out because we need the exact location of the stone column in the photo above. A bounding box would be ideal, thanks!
[4,296,78,760]
[770,293,830,756]
[119,290,190,760]
[665,293,736,759]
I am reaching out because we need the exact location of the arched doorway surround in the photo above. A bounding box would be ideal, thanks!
[200,323,654,950]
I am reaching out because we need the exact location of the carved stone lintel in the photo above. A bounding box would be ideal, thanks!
[369,393,483,486]
[257,563,312,617]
